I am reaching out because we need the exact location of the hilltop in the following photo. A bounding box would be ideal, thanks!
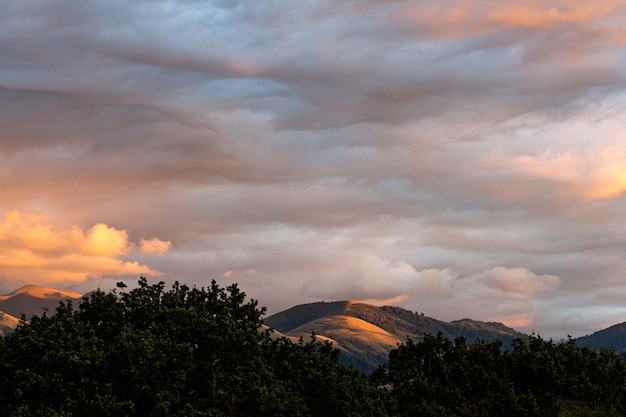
[0,285,83,335]
[265,300,525,371]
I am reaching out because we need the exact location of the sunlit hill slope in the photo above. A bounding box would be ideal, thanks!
[264,300,526,372]
[0,285,82,335]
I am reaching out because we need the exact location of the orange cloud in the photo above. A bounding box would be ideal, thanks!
[488,4,613,29]
[361,294,410,306]
[393,1,621,39]
[220,268,256,278]
[584,157,626,199]
[0,210,170,286]
[140,237,172,255]
[508,147,626,200]
[82,223,131,257]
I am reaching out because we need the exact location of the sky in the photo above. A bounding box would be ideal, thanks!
[1,0,626,339]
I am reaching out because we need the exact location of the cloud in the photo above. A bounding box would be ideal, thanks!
[140,238,172,255]
[487,3,618,29]
[301,255,559,329]
[0,0,626,338]
[393,1,623,36]
[0,210,167,288]
[82,224,131,257]
[468,267,560,296]
[301,256,455,302]
[499,112,626,200]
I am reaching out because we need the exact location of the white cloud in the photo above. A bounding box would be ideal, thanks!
[301,256,560,329]
[471,267,560,295]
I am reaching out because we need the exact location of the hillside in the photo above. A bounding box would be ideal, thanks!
[0,311,20,336]
[0,285,82,301]
[576,321,626,356]
[288,314,401,370]
[264,300,526,371]
[0,285,83,333]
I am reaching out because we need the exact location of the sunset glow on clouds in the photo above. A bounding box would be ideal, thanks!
[2,0,626,337]
[0,210,169,286]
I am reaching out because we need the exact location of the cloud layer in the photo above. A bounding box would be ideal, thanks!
[2,0,626,337]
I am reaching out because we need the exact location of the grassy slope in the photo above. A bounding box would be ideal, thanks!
[0,311,20,336]
[265,300,526,372]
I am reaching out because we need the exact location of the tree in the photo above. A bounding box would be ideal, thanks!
[375,332,626,417]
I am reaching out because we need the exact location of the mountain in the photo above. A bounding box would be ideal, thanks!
[576,322,626,356]
[264,300,526,372]
[0,284,82,301]
[0,285,83,334]
[0,311,20,337]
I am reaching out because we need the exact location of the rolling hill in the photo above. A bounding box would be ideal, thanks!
[576,321,626,356]
[264,300,526,371]
[0,285,83,335]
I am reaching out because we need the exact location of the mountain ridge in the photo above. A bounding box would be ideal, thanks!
[0,284,83,335]
[0,284,82,301]
[576,321,626,355]
[264,300,526,371]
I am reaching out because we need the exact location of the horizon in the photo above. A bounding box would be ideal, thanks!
[2,1,626,340]
[0,281,619,340]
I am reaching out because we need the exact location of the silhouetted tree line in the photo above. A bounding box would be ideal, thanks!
[373,333,626,416]
[0,278,625,417]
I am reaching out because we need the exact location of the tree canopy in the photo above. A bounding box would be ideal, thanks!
[372,332,626,417]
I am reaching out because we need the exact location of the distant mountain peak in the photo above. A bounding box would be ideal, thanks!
[0,285,82,301]
[0,285,84,322]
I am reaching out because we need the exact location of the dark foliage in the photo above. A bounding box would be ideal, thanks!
[373,332,626,417]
